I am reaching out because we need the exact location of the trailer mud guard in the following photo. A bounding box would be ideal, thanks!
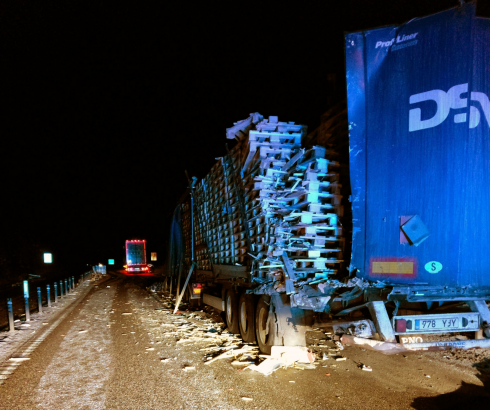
[269,294,315,347]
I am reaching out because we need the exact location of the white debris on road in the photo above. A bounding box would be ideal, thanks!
[126,287,241,410]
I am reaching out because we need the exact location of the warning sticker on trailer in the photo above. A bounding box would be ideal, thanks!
[370,258,417,275]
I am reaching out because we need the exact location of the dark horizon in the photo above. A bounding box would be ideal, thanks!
[2,0,488,282]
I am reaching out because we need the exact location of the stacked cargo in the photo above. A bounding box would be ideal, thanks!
[190,114,344,292]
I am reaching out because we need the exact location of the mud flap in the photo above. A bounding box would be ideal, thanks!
[268,294,314,347]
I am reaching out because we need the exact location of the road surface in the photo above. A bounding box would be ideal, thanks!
[0,273,489,409]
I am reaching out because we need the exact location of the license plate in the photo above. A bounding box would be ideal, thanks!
[415,318,459,331]
[393,312,480,334]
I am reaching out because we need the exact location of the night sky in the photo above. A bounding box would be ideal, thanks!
[2,1,488,279]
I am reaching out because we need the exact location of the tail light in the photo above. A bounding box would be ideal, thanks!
[191,283,203,299]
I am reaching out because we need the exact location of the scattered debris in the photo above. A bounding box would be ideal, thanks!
[293,363,316,370]
[241,397,253,401]
[271,346,315,364]
[183,366,196,371]
[9,357,30,361]
[332,320,375,339]
[361,365,372,371]
[341,335,407,355]
[246,358,285,375]
[121,313,132,315]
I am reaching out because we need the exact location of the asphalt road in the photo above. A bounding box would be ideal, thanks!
[0,273,489,410]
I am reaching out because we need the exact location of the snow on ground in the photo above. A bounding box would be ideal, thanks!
[35,286,115,409]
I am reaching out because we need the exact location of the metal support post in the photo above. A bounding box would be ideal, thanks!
[468,300,490,338]
[65,279,68,294]
[174,176,198,314]
[60,280,63,297]
[72,276,75,289]
[47,285,51,307]
[173,263,197,314]
[23,280,30,321]
[7,298,14,332]
[37,287,42,314]
[176,268,181,301]
[54,283,58,302]
[25,297,30,322]
[367,301,396,342]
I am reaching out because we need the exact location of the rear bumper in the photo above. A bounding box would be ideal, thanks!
[126,266,150,273]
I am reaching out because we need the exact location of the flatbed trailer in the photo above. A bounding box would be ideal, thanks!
[167,3,490,353]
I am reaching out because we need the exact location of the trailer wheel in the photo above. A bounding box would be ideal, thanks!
[225,289,240,334]
[238,293,256,343]
[255,295,271,354]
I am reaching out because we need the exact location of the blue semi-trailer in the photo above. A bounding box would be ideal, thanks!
[167,3,490,352]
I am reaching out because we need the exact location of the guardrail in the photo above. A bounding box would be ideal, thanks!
[4,271,92,332]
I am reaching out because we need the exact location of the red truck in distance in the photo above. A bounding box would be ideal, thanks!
[124,240,150,274]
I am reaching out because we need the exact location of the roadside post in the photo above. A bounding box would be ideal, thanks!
[7,298,14,332]
[60,280,63,297]
[54,282,58,302]
[47,285,51,307]
[72,276,75,289]
[37,287,43,314]
[64,279,68,293]
[23,280,30,322]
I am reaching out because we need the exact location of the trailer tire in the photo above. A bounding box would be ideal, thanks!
[238,293,256,343]
[225,289,240,334]
[255,295,272,355]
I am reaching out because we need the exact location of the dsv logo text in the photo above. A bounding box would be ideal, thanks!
[409,83,490,132]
